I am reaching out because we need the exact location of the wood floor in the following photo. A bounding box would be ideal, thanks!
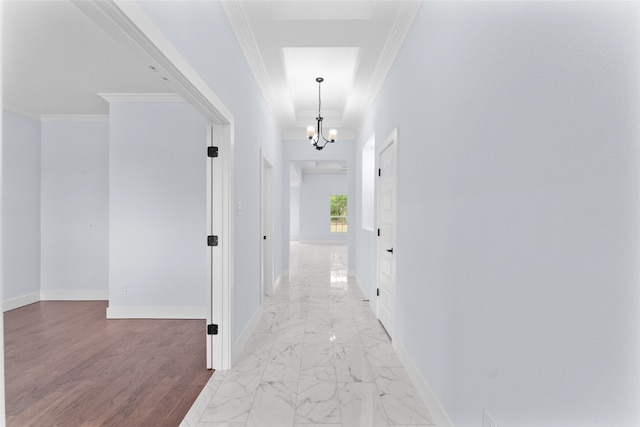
[3,301,213,426]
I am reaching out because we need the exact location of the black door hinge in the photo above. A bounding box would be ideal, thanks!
[378,168,381,177]
[377,228,380,237]
[207,146,219,158]
[207,235,219,247]
[377,288,380,296]
[207,324,219,335]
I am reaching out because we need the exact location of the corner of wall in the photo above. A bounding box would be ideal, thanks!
[230,303,263,367]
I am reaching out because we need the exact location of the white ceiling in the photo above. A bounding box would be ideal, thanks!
[3,0,421,140]
[290,160,347,187]
[222,1,422,140]
[2,0,173,118]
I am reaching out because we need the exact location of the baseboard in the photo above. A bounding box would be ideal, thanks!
[273,274,282,292]
[3,292,40,312]
[106,305,207,319]
[299,240,347,245]
[394,339,455,427]
[352,275,377,313]
[4,290,109,312]
[40,290,108,301]
[231,304,263,366]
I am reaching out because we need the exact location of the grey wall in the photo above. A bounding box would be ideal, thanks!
[108,100,208,313]
[354,1,640,426]
[299,173,347,242]
[136,0,284,338]
[41,119,109,297]
[2,110,41,301]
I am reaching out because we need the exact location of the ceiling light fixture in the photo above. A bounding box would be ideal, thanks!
[307,77,337,150]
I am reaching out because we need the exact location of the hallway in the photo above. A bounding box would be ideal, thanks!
[182,242,434,426]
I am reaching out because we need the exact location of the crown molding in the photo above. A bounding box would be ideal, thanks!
[352,1,422,138]
[40,114,109,122]
[220,1,285,130]
[371,1,422,92]
[97,93,183,103]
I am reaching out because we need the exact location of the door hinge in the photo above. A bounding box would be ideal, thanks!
[378,168,381,177]
[377,288,380,296]
[377,228,380,237]
[207,235,219,247]
[207,324,219,335]
[207,146,219,158]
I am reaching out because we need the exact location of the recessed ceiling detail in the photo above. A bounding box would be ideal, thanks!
[269,1,375,21]
[222,0,423,141]
[283,47,360,127]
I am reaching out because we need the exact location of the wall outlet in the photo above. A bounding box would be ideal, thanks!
[120,283,127,295]
[483,409,498,427]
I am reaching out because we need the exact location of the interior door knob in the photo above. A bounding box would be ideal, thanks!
[386,248,394,254]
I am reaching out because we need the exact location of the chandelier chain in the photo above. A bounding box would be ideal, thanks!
[318,80,322,118]
[307,76,335,150]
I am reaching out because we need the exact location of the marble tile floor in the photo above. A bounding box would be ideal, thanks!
[181,242,435,427]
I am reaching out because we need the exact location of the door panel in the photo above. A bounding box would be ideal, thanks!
[377,131,397,339]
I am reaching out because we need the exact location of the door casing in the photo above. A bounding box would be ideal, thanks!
[376,129,398,341]
[261,150,275,299]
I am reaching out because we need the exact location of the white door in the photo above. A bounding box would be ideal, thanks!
[261,152,274,298]
[207,123,232,371]
[377,130,397,340]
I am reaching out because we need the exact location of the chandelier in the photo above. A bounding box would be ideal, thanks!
[306,77,337,150]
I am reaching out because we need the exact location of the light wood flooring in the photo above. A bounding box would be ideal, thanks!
[3,301,212,426]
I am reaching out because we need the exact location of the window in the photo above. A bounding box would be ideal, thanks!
[330,194,348,233]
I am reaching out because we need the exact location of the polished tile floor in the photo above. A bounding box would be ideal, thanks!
[181,242,434,427]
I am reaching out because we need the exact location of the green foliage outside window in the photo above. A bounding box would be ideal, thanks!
[330,194,348,233]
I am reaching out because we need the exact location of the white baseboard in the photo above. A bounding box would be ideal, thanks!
[299,240,347,245]
[106,305,207,319]
[3,292,40,312]
[40,290,108,301]
[231,304,263,366]
[4,290,109,312]
[273,274,282,292]
[394,339,455,427]
[352,275,377,313]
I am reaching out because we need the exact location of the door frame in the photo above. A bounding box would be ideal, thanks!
[260,150,275,299]
[77,0,235,371]
[376,128,398,341]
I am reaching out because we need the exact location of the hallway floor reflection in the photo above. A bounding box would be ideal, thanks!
[181,242,434,427]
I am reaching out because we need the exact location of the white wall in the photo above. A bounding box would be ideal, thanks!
[283,140,355,273]
[40,118,109,299]
[353,134,377,296]
[290,186,300,241]
[354,2,640,426]
[2,110,41,304]
[299,173,347,242]
[136,0,284,339]
[108,100,208,317]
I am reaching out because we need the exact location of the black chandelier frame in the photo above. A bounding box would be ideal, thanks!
[308,77,336,151]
